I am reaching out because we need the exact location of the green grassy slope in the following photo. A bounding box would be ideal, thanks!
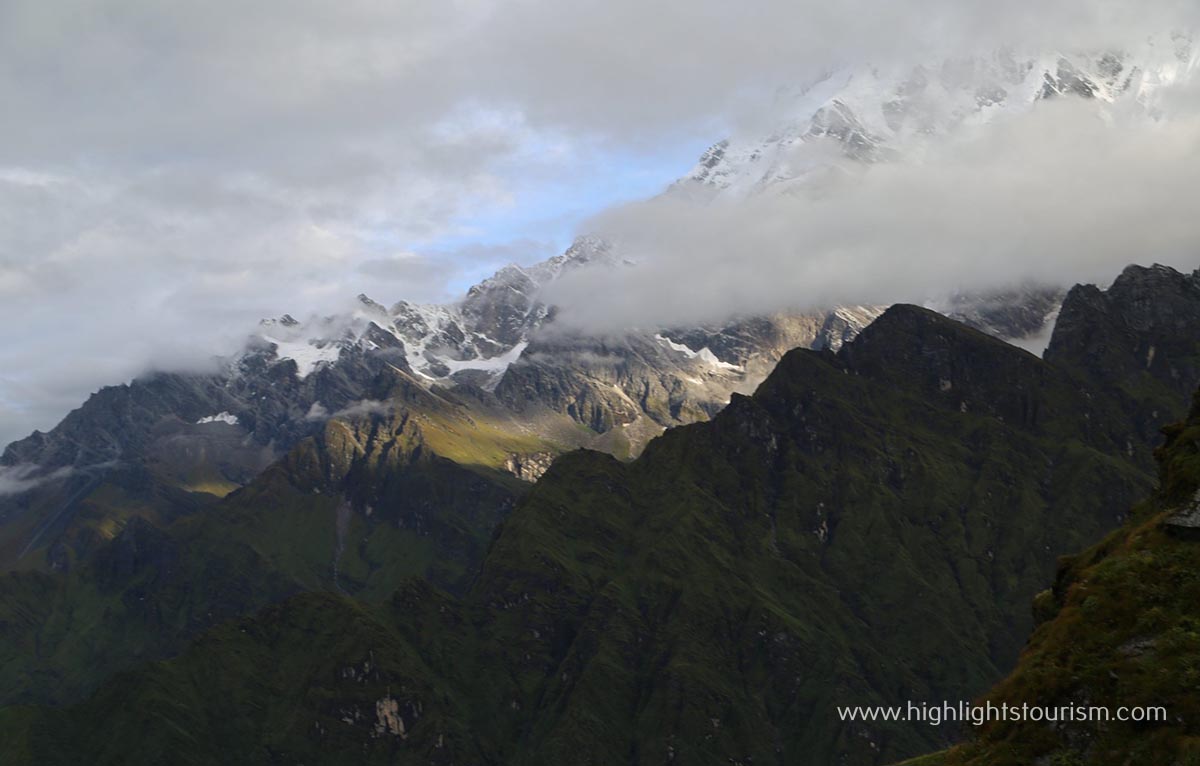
[0,305,1173,766]
[457,316,1153,765]
[917,392,1200,766]
[0,587,477,766]
[0,404,545,709]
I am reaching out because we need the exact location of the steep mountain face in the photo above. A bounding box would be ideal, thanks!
[492,308,887,453]
[0,341,424,570]
[913,390,1200,766]
[5,299,1191,766]
[385,236,618,382]
[0,386,539,708]
[259,250,893,448]
[0,237,888,569]
[1046,263,1200,441]
[931,285,1065,349]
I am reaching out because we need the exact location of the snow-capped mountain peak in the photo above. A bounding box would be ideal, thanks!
[683,36,1198,200]
[244,237,621,388]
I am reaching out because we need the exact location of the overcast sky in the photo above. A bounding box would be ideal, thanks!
[2,0,1199,447]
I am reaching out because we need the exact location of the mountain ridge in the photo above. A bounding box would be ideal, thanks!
[4,281,1197,763]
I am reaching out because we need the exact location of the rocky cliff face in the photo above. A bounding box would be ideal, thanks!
[0,339,433,570]
[491,310,886,445]
[934,285,1065,346]
[1046,263,1200,442]
[1047,263,1200,392]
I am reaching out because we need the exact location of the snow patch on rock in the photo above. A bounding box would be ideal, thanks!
[195,411,239,426]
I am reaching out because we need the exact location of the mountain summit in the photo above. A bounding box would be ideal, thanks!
[682,38,1197,199]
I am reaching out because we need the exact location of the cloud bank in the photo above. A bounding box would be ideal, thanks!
[0,464,74,497]
[1,0,1198,444]
[546,96,1200,331]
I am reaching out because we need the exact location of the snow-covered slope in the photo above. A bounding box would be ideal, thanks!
[645,37,1200,348]
[248,237,618,389]
[241,236,886,453]
[682,36,1198,200]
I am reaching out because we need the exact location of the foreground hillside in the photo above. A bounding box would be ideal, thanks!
[0,265,1197,764]
[904,391,1200,766]
[0,299,1177,766]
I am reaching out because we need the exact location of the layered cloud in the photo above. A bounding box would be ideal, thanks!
[1,0,1198,444]
[546,96,1200,330]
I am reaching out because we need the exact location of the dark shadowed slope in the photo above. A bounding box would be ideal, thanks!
[909,389,1200,766]
[2,301,1182,766]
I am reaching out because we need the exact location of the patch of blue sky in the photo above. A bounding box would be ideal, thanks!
[427,136,712,293]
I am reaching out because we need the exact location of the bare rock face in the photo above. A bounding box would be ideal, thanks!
[502,452,556,482]
[937,285,1065,343]
[492,309,889,442]
[1047,264,1200,392]
[1164,490,1200,539]
[1046,264,1200,440]
[459,265,543,349]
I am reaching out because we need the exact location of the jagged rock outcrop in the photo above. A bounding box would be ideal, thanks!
[1047,264,1200,390]
[1046,263,1200,440]
[502,451,556,482]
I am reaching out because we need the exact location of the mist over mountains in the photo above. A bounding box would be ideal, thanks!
[6,5,1200,764]
[547,41,1200,330]
[3,0,1200,446]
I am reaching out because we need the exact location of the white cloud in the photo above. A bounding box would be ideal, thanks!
[546,97,1200,331]
[332,400,395,420]
[1,0,1198,446]
[0,464,74,497]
